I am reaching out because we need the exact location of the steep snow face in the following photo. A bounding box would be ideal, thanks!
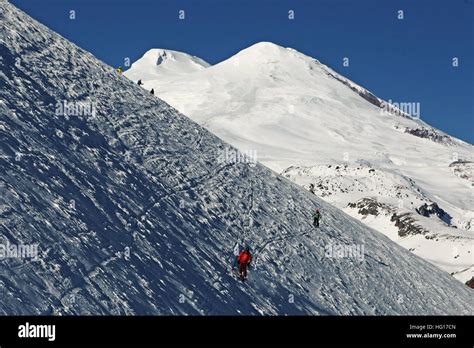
[1,2,473,316]
[124,49,209,83]
[126,42,474,283]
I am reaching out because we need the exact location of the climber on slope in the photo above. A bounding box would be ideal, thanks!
[150,88,154,95]
[237,246,252,281]
[116,66,123,74]
[313,208,321,227]
[137,79,143,86]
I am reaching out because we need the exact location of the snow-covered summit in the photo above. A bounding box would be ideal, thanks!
[124,48,209,82]
[231,41,300,60]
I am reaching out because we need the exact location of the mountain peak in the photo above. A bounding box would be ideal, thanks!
[247,41,284,49]
[143,48,177,65]
[235,41,289,59]
[124,48,210,81]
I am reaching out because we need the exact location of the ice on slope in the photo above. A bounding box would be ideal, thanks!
[125,42,474,283]
[0,3,473,315]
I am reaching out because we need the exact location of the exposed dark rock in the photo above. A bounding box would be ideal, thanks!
[348,199,428,237]
[449,161,474,183]
[325,72,385,109]
[449,160,473,167]
[416,202,452,225]
[347,198,393,217]
[404,127,453,145]
[390,213,427,237]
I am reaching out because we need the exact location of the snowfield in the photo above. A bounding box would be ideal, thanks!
[125,40,474,284]
[0,2,473,315]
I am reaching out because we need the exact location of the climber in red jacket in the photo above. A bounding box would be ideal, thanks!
[237,247,252,281]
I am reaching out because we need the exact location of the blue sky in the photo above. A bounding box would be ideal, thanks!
[11,0,474,144]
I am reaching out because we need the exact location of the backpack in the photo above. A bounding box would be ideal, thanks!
[238,251,251,264]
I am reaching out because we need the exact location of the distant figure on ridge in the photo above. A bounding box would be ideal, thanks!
[150,88,154,95]
[313,208,321,227]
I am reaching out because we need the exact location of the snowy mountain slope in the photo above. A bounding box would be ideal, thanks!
[1,2,473,315]
[281,164,474,282]
[125,42,474,283]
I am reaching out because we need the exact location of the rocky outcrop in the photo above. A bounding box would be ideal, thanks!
[325,71,384,109]
[390,213,428,237]
[347,198,428,237]
[404,127,453,145]
[416,202,452,225]
[347,198,393,217]
[449,160,474,183]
